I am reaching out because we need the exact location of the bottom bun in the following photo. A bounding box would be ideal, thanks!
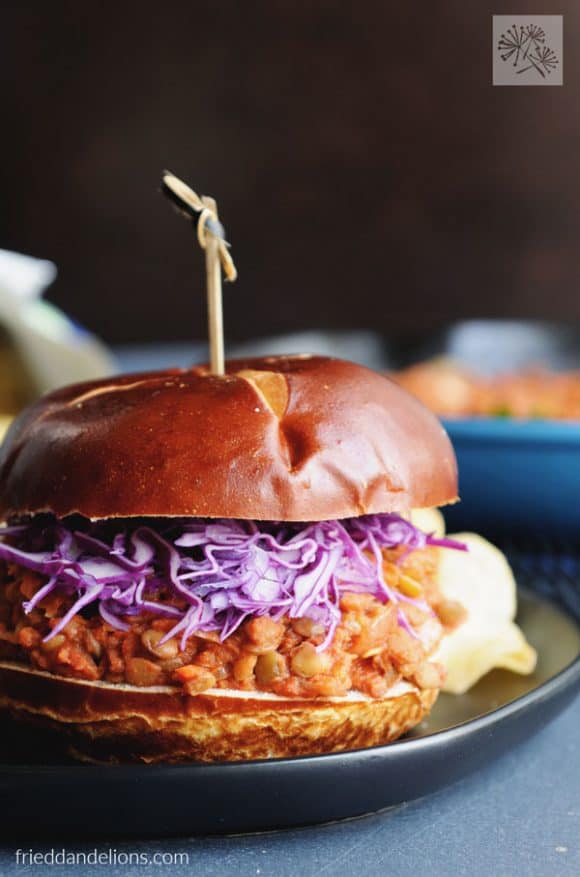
[0,661,438,763]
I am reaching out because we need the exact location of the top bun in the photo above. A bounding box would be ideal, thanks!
[0,355,457,522]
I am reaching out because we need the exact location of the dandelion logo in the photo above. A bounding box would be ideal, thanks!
[493,16,563,86]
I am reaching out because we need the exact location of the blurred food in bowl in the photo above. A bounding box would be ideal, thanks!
[391,359,479,417]
[392,358,580,421]
[388,326,580,535]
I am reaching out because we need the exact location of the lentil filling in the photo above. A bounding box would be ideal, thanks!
[0,545,466,699]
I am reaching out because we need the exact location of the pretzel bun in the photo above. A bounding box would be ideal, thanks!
[0,661,437,762]
[0,355,457,521]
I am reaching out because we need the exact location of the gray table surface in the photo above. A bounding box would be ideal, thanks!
[1,342,578,876]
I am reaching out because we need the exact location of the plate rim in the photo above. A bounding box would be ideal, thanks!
[442,417,580,445]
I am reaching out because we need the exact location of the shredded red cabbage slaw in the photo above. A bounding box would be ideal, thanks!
[0,514,465,651]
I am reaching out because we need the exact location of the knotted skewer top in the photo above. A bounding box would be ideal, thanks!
[161,171,237,374]
[161,172,237,282]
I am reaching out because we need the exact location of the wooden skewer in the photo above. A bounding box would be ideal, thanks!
[161,172,237,375]
[203,198,225,375]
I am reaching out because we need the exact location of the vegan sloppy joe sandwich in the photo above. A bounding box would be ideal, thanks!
[0,355,536,763]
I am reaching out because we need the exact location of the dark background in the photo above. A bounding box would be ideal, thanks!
[1,0,579,346]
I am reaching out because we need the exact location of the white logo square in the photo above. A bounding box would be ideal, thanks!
[493,16,563,85]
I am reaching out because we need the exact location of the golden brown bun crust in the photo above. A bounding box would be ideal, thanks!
[0,661,438,762]
[0,355,457,521]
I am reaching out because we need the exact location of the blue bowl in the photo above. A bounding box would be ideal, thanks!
[441,418,580,537]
